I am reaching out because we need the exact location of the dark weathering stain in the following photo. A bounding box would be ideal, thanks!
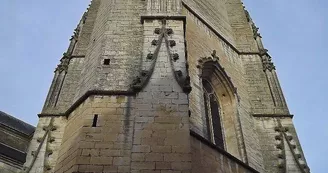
[123,96,132,145]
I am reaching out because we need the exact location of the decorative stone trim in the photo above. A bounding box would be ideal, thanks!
[131,19,191,93]
[261,53,276,72]
[131,25,166,92]
[55,53,71,73]
[275,120,310,173]
[196,50,238,96]
[23,118,55,173]
[140,15,186,24]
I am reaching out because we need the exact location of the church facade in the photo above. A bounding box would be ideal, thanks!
[12,0,309,172]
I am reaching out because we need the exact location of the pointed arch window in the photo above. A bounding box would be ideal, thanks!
[202,79,224,149]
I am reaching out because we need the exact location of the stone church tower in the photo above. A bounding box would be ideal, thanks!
[22,0,309,172]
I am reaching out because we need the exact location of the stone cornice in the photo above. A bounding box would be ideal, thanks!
[253,114,294,118]
[70,55,85,59]
[140,15,186,24]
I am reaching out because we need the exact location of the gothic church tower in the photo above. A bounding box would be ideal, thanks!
[23,0,309,172]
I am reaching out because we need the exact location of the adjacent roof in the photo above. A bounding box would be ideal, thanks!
[0,111,35,136]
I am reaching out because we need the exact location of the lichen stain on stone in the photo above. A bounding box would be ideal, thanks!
[156,105,176,114]
[116,95,126,103]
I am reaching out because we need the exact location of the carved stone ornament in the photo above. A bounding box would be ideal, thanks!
[131,20,190,93]
[70,27,80,41]
[275,120,310,173]
[55,53,71,73]
[197,50,238,98]
[243,6,251,22]
[261,54,276,72]
[24,118,56,173]
[252,23,261,38]
[151,39,159,46]
[82,12,87,24]
[172,53,179,61]
[196,50,219,69]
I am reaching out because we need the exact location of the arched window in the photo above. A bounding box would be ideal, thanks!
[202,79,224,149]
[197,54,246,160]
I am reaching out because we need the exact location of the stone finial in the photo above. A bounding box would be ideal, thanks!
[55,53,71,73]
[243,6,251,22]
[173,53,179,61]
[261,54,275,72]
[211,50,219,60]
[252,23,261,38]
[169,40,176,47]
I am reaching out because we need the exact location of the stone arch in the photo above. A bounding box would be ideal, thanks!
[197,56,242,158]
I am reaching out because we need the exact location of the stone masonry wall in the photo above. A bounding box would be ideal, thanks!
[225,0,258,52]
[183,6,264,171]
[55,58,85,113]
[242,54,278,114]
[75,0,146,100]
[191,135,256,173]
[130,18,191,173]
[42,0,100,115]
[183,0,235,46]
[242,53,289,115]
[54,95,133,173]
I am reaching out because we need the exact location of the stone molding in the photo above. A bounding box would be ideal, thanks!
[141,15,186,24]
[196,50,238,96]
[253,114,294,118]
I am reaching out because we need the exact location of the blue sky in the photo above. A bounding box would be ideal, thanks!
[0,0,326,172]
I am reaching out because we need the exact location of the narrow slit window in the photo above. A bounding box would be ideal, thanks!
[92,114,98,127]
[103,59,110,65]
